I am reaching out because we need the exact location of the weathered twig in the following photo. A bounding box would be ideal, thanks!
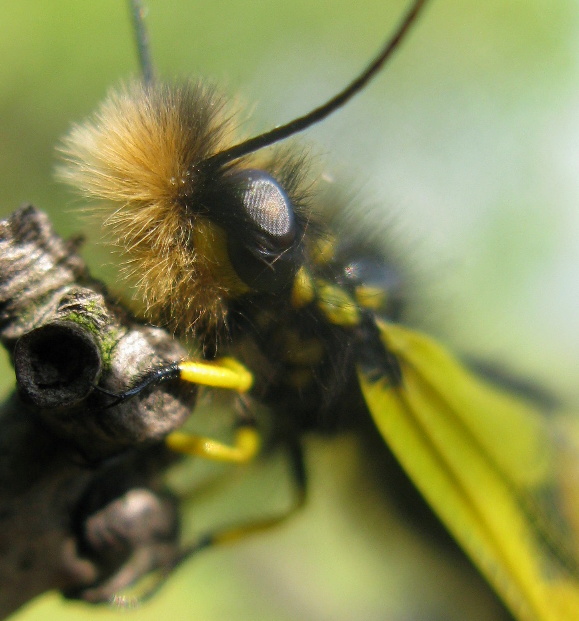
[0,206,197,617]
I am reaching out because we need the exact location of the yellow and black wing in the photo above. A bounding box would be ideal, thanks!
[358,320,579,621]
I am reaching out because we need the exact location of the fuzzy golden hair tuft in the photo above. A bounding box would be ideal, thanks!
[58,81,249,336]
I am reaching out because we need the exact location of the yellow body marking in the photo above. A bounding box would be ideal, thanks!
[316,281,360,326]
[291,266,315,308]
[355,285,388,311]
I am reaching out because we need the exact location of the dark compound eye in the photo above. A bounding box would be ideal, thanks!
[224,169,301,293]
[233,170,296,247]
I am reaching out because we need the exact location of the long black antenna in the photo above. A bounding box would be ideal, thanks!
[129,0,155,84]
[206,0,429,168]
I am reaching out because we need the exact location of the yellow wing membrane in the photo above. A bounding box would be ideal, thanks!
[358,320,579,621]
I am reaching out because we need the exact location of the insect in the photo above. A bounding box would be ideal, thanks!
[4,1,579,620]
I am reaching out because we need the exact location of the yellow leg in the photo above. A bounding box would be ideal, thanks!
[210,486,306,546]
[135,441,308,604]
[166,383,259,464]
[96,357,254,408]
[176,440,307,554]
[166,426,261,464]
[178,357,253,392]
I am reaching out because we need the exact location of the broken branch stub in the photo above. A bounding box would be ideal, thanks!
[0,205,197,616]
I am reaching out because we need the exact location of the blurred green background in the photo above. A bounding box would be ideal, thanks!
[1,1,578,620]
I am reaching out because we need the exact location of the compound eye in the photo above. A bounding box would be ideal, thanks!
[224,169,301,293]
[233,170,296,248]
